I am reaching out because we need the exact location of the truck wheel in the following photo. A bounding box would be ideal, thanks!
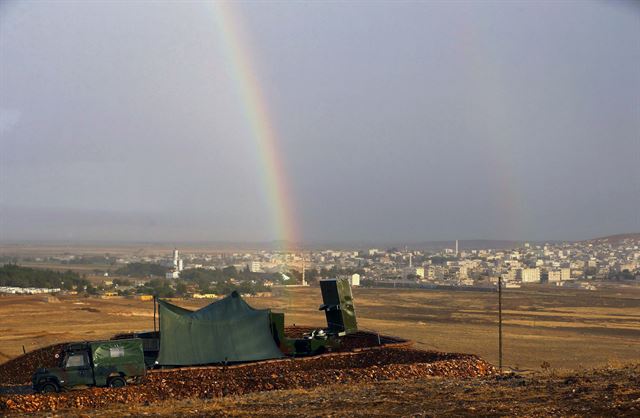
[108,377,126,388]
[41,382,59,394]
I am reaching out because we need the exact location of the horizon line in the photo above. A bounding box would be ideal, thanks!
[0,233,637,249]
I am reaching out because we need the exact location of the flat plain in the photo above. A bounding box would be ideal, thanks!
[1,284,638,371]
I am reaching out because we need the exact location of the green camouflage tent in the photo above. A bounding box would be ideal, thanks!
[156,291,283,366]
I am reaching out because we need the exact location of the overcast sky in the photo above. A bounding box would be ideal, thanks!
[0,0,638,244]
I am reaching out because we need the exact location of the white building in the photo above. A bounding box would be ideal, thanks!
[173,249,180,268]
[458,266,469,279]
[522,268,541,283]
[166,248,184,278]
[548,270,562,282]
[505,268,521,282]
[427,266,445,280]
[350,273,361,286]
[250,261,262,273]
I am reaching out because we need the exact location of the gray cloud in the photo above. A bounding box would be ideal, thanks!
[0,108,21,134]
[0,1,638,243]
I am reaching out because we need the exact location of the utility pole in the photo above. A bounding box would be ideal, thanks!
[498,276,503,372]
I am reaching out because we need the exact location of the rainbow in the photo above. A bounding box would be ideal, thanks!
[455,13,529,238]
[211,1,298,249]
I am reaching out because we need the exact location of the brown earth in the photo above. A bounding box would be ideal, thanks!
[3,364,639,417]
[0,344,66,385]
[99,364,640,417]
[1,279,639,416]
[1,284,639,370]
[1,346,495,413]
[0,328,410,386]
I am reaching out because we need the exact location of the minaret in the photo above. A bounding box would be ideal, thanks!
[455,240,459,256]
[409,253,413,268]
[301,255,307,286]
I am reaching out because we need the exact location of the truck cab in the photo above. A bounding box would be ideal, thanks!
[32,339,145,393]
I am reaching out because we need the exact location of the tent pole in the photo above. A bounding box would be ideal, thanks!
[153,295,157,333]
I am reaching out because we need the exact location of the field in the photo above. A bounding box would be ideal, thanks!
[1,285,639,370]
[2,284,640,416]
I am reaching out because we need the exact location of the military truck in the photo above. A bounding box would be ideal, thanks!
[32,339,145,393]
[112,331,160,368]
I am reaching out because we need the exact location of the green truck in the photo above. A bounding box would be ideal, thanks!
[32,339,145,393]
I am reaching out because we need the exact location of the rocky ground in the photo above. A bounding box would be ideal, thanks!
[14,364,640,417]
[0,344,66,386]
[0,328,407,386]
[1,346,494,413]
[2,363,639,417]
[2,329,637,417]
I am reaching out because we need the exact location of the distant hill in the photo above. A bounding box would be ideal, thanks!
[403,240,525,251]
[297,239,530,251]
[584,233,640,244]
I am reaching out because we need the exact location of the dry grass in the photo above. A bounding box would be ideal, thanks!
[1,285,639,370]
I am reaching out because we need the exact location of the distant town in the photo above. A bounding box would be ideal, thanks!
[1,235,638,297]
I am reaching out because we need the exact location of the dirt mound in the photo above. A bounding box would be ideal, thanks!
[144,364,640,417]
[0,327,405,387]
[0,344,65,385]
[285,326,410,351]
[1,347,495,413]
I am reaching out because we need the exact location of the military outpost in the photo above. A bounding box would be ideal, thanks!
[1,278,496,413]
[121,277,360,369]
[28,277,398,393]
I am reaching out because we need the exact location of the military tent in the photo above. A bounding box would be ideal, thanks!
[156,291,283,366]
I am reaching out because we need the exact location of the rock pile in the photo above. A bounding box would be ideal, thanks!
[0,329,405,385]
[0,344,65,385]
[1,347,495,413]
[285,326,410,351]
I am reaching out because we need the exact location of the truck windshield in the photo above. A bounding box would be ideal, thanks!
[65,353,88,368]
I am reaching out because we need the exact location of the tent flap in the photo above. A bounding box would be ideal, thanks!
[156,291,283,365]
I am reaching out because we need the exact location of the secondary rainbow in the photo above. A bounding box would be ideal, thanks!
[211,1,299,249]
[455,13,529,238]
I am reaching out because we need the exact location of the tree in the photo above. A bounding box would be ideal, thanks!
[222,266,238,278]
[0,264,84,289]
[85,284,99,295]
[115,263,168,278]
[175,281,188,296]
